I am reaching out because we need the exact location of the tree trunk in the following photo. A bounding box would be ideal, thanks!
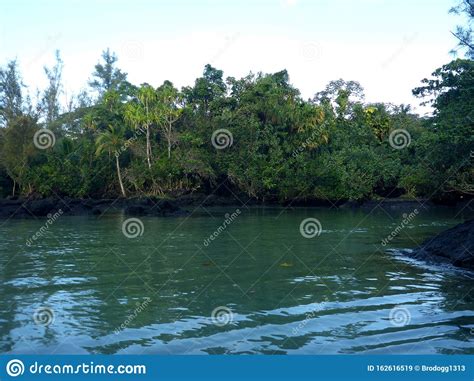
[12,180,16,197]
[146,125,152,168]
[116,155,127,197]
[167,122,173,158]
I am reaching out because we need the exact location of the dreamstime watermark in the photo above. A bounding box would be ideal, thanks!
[389,306,411,327]
[25,33,62,69]
[33,307,55,326]
[115,126,146,157]
[6,359,25,377]
[292,302,326,335]
[211,306,233,327]
[300,41,322,62]
[121,39,144,63]
[299,218,322,238]
[203,209,241,247]
[388,129,411,150]
[33,128,56,149]
[381,33,417,69]
[291,127,324,158]
[114,297,152,334]
[381,209,419,246]
[211,129,233,149]
[6,359,146,377]
[26,209,63,247]
[210,33,240,63]
[122,218,144,238]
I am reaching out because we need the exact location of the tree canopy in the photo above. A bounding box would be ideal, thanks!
[0,44,472,203]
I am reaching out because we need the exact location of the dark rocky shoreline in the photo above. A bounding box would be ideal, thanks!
[0,194,471,219]
[0,197,186,218]
[407,219,474,271]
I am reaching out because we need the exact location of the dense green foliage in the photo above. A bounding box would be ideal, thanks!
[0,49,472,202]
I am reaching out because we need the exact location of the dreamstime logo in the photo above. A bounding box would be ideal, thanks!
[203,209,241,247]
[300,41,322,62]
[381,208,419,247]
[121,40,144,62]
[6,359,25,377]
[33,307,55,326]
[210,33,240,63]
[388,129,411,150]
[26,209,63,247]
[389,306,411,327]
[122,218,144,238]
[380,33,417,69]
[292,302,326,335]
[114,297,152,334]
[299,218,322,238]
[211,306,233,327]
[33,128,56,149]
[211,129,233,150]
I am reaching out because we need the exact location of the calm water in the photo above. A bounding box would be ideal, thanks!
[1,206,473,354]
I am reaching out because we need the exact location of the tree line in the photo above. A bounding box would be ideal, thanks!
[0,4,472,203]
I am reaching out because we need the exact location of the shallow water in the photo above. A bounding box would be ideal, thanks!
[1,205,473,354]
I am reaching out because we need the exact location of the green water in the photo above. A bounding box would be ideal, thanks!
[1,206,473,354]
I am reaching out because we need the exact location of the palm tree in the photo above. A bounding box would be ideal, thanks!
[156,82,183,159]
[124,84,157,169]
[95,125,127,197]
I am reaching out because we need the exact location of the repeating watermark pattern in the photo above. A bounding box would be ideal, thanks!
[388,129,411,150]
[203,209,241,247]
[25,32,62,69]
[121,40,144,62]
[389,306,411,327]
[33,307,55,326]
[211,129,233,149]
[211,306,233,327]
[6,359,25,377]
[26,209,63,247]
[33,128,56,150]
[292,302,326,335]
[380,33,417,69]
[299,218,322,238]
[115,126,146,157]
[210,33,240,63]
[300,41,322,62]
[381,209,419,247]
[114,297,152,334]
[291,127,324,158]
[122,218,144,238]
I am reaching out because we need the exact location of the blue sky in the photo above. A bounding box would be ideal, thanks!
[0,0,465,113]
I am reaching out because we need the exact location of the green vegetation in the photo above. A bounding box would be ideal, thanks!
[0,4,472,203]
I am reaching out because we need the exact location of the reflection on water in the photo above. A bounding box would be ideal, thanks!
[0,206,473,354]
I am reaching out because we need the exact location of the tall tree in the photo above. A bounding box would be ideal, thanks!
[89,49,128,97]
[183,64,226,114]
[156,81,182,158]
[1,116,37,195]
[41,50,63,126]
[313,79,364,118]
[95,125,127,197]
[125,84,157,168]
[450,0,474,58]
[0,60,24,127]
